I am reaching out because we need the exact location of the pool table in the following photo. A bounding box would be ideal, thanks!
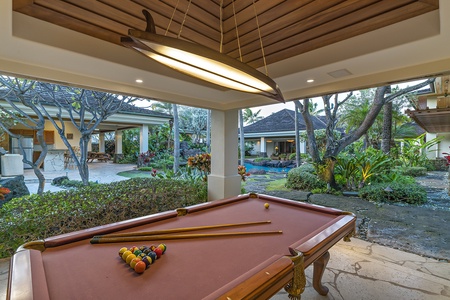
[7,193,355,300]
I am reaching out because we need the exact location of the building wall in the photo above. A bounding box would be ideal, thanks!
[3,120,84,153]
[426,132,450,159]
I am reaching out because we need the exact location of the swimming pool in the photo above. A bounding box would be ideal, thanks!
[244,162,293,173]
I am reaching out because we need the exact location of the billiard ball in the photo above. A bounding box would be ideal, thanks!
[264,203,270,209]
[130,257,142,269]
[121,250,132,261]
[157,244,167,253]
[153,248,163,258]
[129,246,139,253]
[126,254,137,265]
[118,247,128,257]
[134,261,146,274]
[133,249,142,256]
[141,256,152,267]
[147,251,157,262]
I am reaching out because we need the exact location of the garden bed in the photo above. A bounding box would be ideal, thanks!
[244,171,450,261]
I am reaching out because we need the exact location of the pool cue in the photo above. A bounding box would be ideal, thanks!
[92,220,271,239]
[90,230,283,244]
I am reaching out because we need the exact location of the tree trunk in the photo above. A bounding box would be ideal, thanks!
[239,110,245,166]
[294,100,301,167]
[381,101,392,154]
[173,104,180,173]
[318,157,338,190]
[206,109,211,153]
[78,136,91,185]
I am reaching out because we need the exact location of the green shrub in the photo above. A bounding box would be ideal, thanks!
[286,164,326,191]
[253,157,271,163]
[118,153,138,164]
[296,163,316,173]
[358,182,427,205]
[52,179,99,188]
[288,153,296,160]
[373,173,416,185]
[0,178,207,259]
[392,166,427,177]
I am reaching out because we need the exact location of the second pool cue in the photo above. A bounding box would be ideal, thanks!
[93,220,271,238]
[90,230,282,244]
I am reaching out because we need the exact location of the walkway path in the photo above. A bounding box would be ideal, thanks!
[23,161,135,194]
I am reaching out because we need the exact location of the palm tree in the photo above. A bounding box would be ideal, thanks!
[239,110,245,165]
[338,89,381,149]
[172,104,179,172]
[242,108,263,124]
[151,101,179,170]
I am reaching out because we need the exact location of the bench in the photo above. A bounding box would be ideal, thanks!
[87,152,110,163]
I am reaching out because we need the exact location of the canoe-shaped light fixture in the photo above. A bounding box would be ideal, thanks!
[121,10,284,103]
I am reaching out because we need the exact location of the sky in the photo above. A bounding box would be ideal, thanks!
[135,79,428,117]
[251,79,428,117]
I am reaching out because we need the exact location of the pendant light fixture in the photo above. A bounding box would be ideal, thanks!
[121,4,284,103]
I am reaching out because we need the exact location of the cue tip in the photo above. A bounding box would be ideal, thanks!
[90,237,99,244]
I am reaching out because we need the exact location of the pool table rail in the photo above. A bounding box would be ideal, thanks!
[7,193,356,300]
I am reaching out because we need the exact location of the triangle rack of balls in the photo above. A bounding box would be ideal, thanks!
[119,244,167,274]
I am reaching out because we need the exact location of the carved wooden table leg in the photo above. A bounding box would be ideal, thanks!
[313,251,330,295]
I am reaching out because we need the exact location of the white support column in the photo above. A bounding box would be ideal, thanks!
[208,109,241,201]
[140,125,149,153]
[115,130,123,155]
[99,132,105,152]
[260,137,266,157]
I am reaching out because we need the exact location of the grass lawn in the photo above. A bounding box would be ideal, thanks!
[266,178,289,191]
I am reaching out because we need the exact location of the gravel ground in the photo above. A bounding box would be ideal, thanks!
[243,171,450,261]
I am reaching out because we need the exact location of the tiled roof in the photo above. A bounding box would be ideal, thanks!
[243,109,326,133]
[117,102,172,118]
[0,85,172,119]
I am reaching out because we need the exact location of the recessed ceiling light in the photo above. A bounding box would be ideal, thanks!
[306,79,314,83]
[135,79,143,83]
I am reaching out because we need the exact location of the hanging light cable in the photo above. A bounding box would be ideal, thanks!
[121,7,284,102]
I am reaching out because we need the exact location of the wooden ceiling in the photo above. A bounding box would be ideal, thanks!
[12,0,439,69]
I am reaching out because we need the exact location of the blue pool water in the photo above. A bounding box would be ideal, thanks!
[244,162,292,173]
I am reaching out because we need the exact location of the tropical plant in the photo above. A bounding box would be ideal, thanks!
[355,148,391,188]
[242,108,263,125]
[335,148,391,190]
[334,153,359,190]
[238,165,250,181]
[0,185,11,200]
[187,153,211,181]
[395,133,442,168]
[297,79,434,190]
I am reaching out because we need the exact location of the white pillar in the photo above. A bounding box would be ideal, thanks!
[115,130,123,155]
[208,109,241,201]
[99,132,105,152]
[140,125,149,153]
[260,137,266,157]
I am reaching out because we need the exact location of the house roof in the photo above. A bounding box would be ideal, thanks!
[395,122,426,139]
[243,109,326,136]
[0,85,172,119]
[0,84,172,132]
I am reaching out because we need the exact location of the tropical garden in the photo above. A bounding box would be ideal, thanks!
[0,76,446,259]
